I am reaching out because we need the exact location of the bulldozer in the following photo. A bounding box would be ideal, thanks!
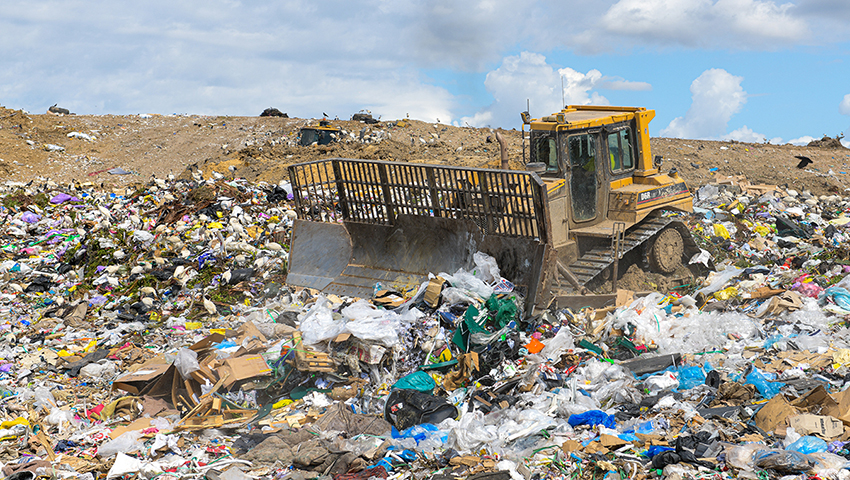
[299,120,341,146]
[284,105,703,314]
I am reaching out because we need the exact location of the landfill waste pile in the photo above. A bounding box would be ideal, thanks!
[6,172,850,480]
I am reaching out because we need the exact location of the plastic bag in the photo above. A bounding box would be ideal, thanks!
[32,386,55,410]
[786,435,828,454]
[98,430,145,458]
[753,449,811,473]
[644,371,679,394]
[342,300,405,347]
[393,371,436,392]
[173,348,199,379]
[725,443,762,470]
[447,411,499,452]
[299,296,345,345]
[695,267,743,296]
[745,368,783,399]
[441,269,494,300]
[677,366,706,390]
[808,452,850,474]
[821,287,850,311]
[539,328,575,362]
[567,410,616,428]
[485,294,518,328]
[472,252,500,283]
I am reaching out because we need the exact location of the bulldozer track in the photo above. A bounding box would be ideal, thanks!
[565,216,700,289]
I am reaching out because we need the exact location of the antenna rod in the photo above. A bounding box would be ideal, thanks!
[561,74,565,108]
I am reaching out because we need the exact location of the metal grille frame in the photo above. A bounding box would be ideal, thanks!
[287,158,548,243]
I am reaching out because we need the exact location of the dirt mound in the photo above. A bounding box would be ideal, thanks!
[806,135,848,149]
[1,108,850,197]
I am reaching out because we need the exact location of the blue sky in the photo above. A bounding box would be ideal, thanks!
[2,0,850,145]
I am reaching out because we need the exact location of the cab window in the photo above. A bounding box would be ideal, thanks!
[608,128,634,173]
[530,132,558,173]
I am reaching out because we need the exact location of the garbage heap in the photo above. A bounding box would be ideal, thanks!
[4,174,850,480]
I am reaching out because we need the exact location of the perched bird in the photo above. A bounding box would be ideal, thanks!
[795,155,813,169]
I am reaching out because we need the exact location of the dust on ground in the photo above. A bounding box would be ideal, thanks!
[615,264,699,294]
[2,104,849,196]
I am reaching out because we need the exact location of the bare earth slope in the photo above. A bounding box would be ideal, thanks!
[1,106,848,194]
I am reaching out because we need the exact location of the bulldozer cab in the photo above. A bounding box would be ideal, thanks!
[527,111,641,228]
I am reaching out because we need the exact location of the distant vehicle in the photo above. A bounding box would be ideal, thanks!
[299,120,340,146]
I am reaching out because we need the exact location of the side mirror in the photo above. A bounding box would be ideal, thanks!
[526,162,546,173]
[520,111,531,124]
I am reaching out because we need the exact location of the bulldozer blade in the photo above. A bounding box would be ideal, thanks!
[287,215,547,304]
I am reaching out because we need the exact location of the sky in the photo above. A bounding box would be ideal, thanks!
[2,1,850,146]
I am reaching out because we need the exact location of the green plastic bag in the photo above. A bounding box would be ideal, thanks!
[486,295,518,328]
[392,370,436,392]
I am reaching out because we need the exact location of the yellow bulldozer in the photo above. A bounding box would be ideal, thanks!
[285,105,704,314]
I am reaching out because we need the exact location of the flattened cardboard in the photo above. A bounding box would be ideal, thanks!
[600,434,628,448]
[220,355,272,388]
[109,418,153,439]
[789,414,843,439]
[373,290,405,308]
[113,360,170,395]
[561,440,582,452]
[755,394,798,433]
[189,333,226,353]
[793,385,837,412]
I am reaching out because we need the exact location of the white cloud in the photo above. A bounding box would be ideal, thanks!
[460,52,650,128]
[459,52,562,128]
[593,0,809,50]
[660,68,747,139]
[721,126,773,143]
[840,94,850,115]
[558,68,610,105]
[789,135,817,145]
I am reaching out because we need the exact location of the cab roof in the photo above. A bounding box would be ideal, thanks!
[529,105,653,132]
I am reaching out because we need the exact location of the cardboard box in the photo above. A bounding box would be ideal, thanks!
[789,414,843,439]
[424,276,446,308]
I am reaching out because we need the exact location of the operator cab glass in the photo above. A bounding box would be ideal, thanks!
[529,131,559,174]
[608,127,634,173]
[566,133,598,222]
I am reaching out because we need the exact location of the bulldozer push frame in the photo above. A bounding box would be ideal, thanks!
[285,106,706,315]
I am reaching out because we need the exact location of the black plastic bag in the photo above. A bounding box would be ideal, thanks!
[384,389,458,431]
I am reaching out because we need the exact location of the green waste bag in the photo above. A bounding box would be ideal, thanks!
[486,295,518,329]
[392,370,436,392]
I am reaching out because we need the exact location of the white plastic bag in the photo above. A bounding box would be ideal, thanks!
[472,252,500,283]
[173,348,199,379]
[98,430,145,458]
[441,269,494,300]
[299,296,345,345]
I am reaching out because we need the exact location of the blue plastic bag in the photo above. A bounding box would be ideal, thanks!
[787,436,828,454]
[677,366,706,390]
[391,423,445,445]
[746,368,783,399]
[821,287,850,311]
[567,410,616,428]
[644,445,675,458]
